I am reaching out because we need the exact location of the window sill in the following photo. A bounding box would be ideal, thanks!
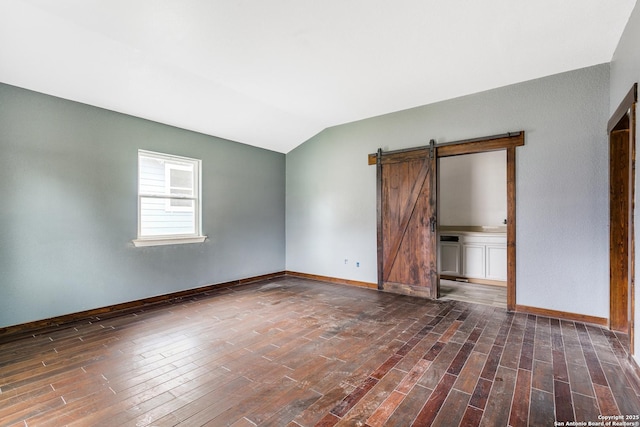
[132,236,207,247]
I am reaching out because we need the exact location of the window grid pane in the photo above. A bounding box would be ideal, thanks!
[137,150,201,240]
[140,197,195,236]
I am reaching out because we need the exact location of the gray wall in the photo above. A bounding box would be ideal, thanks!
[439,151,507,227]
[610,1,640,360]
[0,83,285,328]
[287,64,610,318]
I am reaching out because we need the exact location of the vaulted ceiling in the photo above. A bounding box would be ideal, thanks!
[0,1,636,153]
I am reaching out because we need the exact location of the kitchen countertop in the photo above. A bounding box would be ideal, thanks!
[439,225,506,236]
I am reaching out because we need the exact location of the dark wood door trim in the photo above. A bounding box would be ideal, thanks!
[436,132,523,312]
[608,83,637,351]
[436,132,524,157]
[376,149,384,289]
[373,131,524,311]
[506,146,517,310]
[609,84,638,133]
[610,128,631,333]
[368,131,524,165]
[633,101,637,356]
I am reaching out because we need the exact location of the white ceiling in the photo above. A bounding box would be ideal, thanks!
[0,1,636,153]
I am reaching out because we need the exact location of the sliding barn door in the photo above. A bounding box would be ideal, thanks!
[377,143,437,298]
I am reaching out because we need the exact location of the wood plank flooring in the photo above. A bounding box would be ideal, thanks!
[1,277,640,426]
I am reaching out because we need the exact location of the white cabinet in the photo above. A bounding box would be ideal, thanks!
[439,242,461,276]
[462,244,485,278]
[486,245,507,281]
[438,232,506,283]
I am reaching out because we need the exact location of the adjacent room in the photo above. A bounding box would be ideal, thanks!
[437,151,508,308]
[1,1,640,425]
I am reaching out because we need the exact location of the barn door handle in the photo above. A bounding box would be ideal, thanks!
[430,216,436,232]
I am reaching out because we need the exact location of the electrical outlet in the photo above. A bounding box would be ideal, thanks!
[356,262,360,267]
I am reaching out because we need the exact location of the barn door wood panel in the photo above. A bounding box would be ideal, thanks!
[377,142,437,298]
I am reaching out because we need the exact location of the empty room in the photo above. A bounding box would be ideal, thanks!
[2,1,640,426]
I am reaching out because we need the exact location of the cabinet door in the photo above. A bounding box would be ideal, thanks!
[439,242,460,275]
[462,244,485,278]
[486,245,507,281]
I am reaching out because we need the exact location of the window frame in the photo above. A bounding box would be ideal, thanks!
[133,150,206,247]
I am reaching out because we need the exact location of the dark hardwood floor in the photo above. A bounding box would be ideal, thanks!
[1,277,639,426]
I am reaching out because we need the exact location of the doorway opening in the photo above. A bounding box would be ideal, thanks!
[374,131,523,311]
[608,83,637,353]
[437,151,508,308]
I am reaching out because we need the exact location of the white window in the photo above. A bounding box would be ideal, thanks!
[133,150,206,247]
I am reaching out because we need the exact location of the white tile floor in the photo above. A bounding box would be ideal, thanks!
[438,279,507,308]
